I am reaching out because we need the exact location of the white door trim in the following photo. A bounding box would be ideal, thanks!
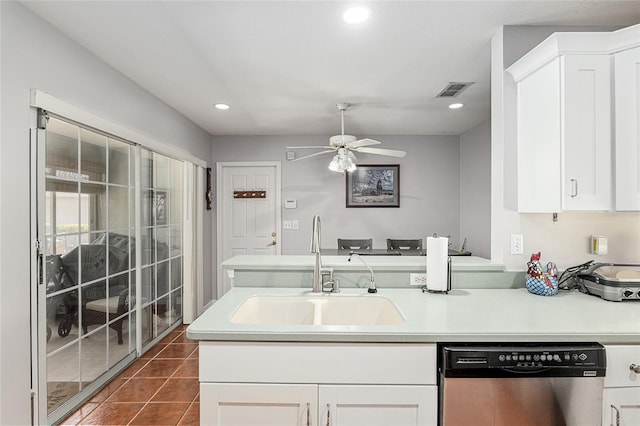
[215,162,282,300]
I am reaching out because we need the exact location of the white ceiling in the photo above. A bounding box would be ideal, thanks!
[22,1,640,137]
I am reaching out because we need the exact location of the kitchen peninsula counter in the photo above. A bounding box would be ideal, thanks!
[187,287,640,344]
[221,254,514,289]
[221,254,504,272]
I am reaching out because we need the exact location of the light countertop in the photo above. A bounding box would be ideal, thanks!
[221,255,505,272]
[187,287,640,344]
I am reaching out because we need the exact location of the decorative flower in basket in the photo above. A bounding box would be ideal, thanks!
[526,252,558,296]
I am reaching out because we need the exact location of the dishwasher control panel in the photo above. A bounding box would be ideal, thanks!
[441,343,606,377]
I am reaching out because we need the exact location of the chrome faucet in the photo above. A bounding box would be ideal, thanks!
[348,251,377,293]
[310,215,339,293]
[311,215,327,292]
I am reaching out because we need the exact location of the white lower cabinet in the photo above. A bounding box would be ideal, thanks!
[201,383,437,426]
[603,345,640,426]
[319,384,437,426]
[603,388,640,426]
[198,342,438,426]
[201,383,317,426]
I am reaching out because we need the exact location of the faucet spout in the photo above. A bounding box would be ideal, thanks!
[311,215,323,292]
[348,251,377,293]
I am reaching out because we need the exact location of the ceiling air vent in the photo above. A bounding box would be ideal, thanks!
[436,82,474,98]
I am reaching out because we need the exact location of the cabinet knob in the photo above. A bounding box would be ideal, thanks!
[630,363,640,374]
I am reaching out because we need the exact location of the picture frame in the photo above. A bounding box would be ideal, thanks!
[346,164,400,208]
[153,190,167,225]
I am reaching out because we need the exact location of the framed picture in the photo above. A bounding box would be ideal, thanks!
[346,164,400,208]
[154,190,167,225]
[144,190,168,226]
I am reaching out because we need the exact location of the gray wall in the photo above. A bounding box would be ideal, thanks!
[459,120,491,258]
[212,135,461,255]
[0,3,212,424]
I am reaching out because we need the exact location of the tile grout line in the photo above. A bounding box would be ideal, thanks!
[126,332,193,426]
[67,327,192,425]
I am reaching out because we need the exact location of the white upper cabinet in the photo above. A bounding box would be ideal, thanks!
[615,46,640,211]
[562,54,612,211]
[507,24,640,213]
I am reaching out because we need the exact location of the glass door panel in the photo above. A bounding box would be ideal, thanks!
[139,150,183,347]
[42,116,136,422]
[38,114,186,423]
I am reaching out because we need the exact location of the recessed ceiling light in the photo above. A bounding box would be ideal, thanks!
[343,6,372,24]
[214,103,230,110]
[448,103,464,109]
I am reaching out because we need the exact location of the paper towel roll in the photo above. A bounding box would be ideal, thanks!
[426,237,449,292]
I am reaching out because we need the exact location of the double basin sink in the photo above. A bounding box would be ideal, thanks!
[230,294,405,326]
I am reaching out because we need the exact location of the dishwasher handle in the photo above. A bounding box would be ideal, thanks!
[501,367,551,375]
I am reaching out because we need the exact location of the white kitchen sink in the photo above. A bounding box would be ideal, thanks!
[230,295,405,326]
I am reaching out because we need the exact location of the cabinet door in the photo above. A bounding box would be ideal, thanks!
[318,385,437,426]
[603,387,640,426]
[615,46,640,211]
[562,54,612,211]
[516,58,563,213]
[201,383,317,426]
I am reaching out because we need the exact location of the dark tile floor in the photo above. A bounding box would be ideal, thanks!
[60,325,199,425]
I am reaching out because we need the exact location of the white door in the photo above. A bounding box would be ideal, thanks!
[318,385,438,426]
[217,162,281,297]
[201,383,317,426]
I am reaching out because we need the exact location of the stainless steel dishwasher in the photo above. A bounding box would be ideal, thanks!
[439,343,606,426]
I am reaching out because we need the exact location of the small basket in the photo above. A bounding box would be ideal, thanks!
[526,253,558,296]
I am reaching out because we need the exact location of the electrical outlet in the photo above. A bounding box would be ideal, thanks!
[510,234,524,255]
[410,273,427,286]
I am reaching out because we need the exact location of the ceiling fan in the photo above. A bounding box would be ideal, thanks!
[287,102,407,173]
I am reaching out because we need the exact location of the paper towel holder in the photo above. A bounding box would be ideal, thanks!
[422,256,452,294]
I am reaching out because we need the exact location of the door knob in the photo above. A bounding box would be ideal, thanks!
[267,240,276,247]
[630,363,640,374]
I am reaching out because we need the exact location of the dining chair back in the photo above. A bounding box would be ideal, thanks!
[337,238,373,250]
[386,238,423,250]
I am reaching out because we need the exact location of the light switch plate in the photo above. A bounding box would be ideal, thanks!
[591,235,608,255]
[283,220,292,229]
[292,220,299,230]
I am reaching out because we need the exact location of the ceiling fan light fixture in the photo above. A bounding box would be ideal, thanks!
[343,6,372,24]
[328,155,341,172]
[345,159,357,173]
[328,149,357,173]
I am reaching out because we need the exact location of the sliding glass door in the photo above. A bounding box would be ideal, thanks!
[42,115,137,420]
[139,148,183,347]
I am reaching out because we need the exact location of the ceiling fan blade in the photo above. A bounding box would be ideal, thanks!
[291,150,335,162]
[354,147,407,158]
[347,150,358,162]
[346,138,381,148]
[286,145,332,149]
